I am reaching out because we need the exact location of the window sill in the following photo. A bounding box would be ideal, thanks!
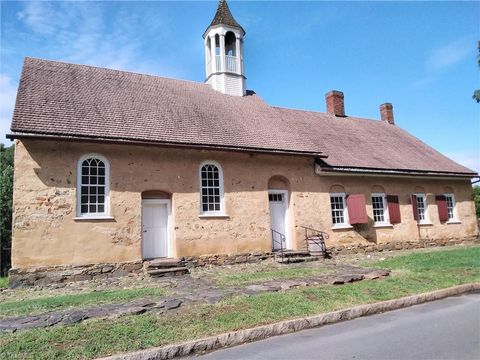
[73,216,115,221]
[417,221,433,226]
[331,225,353,230]
[446,220,461,225]
[199,214,230,219]
[374,223,393,228]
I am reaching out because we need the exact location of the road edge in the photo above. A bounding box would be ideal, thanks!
[98,282,480,360]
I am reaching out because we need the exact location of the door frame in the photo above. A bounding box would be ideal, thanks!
[141,198,172,259]
[268,189,291,250]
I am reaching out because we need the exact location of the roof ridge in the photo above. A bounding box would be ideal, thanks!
[24,57,210,88]
[272,105,386,124]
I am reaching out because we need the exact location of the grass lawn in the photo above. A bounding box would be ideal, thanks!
[0,287,167,319]
[214,267,332,287]
[0,277,7,289]
[1,246,478,360]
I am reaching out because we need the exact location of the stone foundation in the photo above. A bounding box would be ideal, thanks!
[8,236,479,288]
[182,252,275,267]
[327,236,480,256]
[8,261,143,288]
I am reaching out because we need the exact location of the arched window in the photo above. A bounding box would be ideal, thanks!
[225,31,236,56]
[199,161,224,215]
[76,154,110,217]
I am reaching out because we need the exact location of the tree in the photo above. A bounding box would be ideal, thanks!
[474,41,480,103]
[0,144,14,276]
[474,185,480,219]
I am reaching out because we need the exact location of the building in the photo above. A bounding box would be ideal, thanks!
[7,0,478,285]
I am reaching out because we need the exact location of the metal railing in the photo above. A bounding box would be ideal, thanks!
[271,228,286,262]
[298,225,329,258]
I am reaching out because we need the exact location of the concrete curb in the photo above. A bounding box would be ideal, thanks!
[98,283,480,360]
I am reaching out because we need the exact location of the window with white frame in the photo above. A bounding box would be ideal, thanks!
[77,155,109,217]
[371,193,389,224]
[444,193,457,221]
[330,193,348,226]
[415,194,427,222]
[199,161,224,214]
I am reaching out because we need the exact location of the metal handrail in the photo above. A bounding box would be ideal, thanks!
[271,228,286,262]
[298,225,329,257]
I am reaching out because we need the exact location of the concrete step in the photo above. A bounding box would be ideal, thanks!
[146,258,184,270]
[147,267,189,277]
[276,256,320,264]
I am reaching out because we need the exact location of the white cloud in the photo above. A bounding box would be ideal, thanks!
[0,74,18,145]
[16,2,183,77]
[445,150,480,175]
[426,37,474,72]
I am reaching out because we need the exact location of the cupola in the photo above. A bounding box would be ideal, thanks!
[203,0,246,96]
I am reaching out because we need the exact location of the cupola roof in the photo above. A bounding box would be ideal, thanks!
[206,0,245,34]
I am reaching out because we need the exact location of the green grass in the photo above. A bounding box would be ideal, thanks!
[0,277,7,289]
[1,246,479,360]
[216,267,331,287]
[0,287,167,319]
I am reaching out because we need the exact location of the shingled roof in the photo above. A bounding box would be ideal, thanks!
[9,58,476,177]
[206,0,245,34]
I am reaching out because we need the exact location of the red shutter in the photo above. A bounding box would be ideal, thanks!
[436,195,448,222]
[347,194,368,225]
[411,195,418,221]
[387,195,401,224]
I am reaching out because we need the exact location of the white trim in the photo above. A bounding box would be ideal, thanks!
[374,224,394,228]
[199,214,230,219]
[330,192,349,228]
[73,216,115,221]
[315,164,474,180]
[268,189,291,250]
[141,199,172,259]
[76,153,110,218]
[199,160,226,216]
[331,225,354,230]
[443,193,459,222]
[371,192,392,226]
[413,193,429,224]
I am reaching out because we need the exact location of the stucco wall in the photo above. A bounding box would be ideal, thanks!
[11,139,478,268]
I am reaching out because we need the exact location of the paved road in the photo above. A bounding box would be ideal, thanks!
[192,294,480,360]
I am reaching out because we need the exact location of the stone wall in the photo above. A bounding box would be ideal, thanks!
[11,139,479,270]
[8,261,143,288]
[9,237,479,287]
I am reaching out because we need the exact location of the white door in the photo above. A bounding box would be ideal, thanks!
[269,191,289,251]
[142,200,170,259]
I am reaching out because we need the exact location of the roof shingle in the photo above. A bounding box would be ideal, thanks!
[207,0,244,34]
[9,57,476,177]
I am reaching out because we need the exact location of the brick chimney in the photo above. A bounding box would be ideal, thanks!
[380,103,394,125]
[326,90,345,117]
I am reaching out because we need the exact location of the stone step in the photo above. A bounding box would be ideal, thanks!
[146,258,184,270]
[147,267,189,278]
[274,250,311,258]
[276,256,320,264]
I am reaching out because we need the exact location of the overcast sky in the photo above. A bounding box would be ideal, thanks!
[1,1,479,172]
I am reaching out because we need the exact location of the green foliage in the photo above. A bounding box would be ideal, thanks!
[216,267,331,287]
[0,144,14,276]
[0,276,8,289]
[1,247,478,359]
[0,287,167,319]
[473,185,480,218]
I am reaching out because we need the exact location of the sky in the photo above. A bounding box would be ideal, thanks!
[1,1,479,173]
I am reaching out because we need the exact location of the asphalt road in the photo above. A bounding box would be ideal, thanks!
[191,294,480,360]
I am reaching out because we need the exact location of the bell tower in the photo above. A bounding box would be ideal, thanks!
[203,0,246,96]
